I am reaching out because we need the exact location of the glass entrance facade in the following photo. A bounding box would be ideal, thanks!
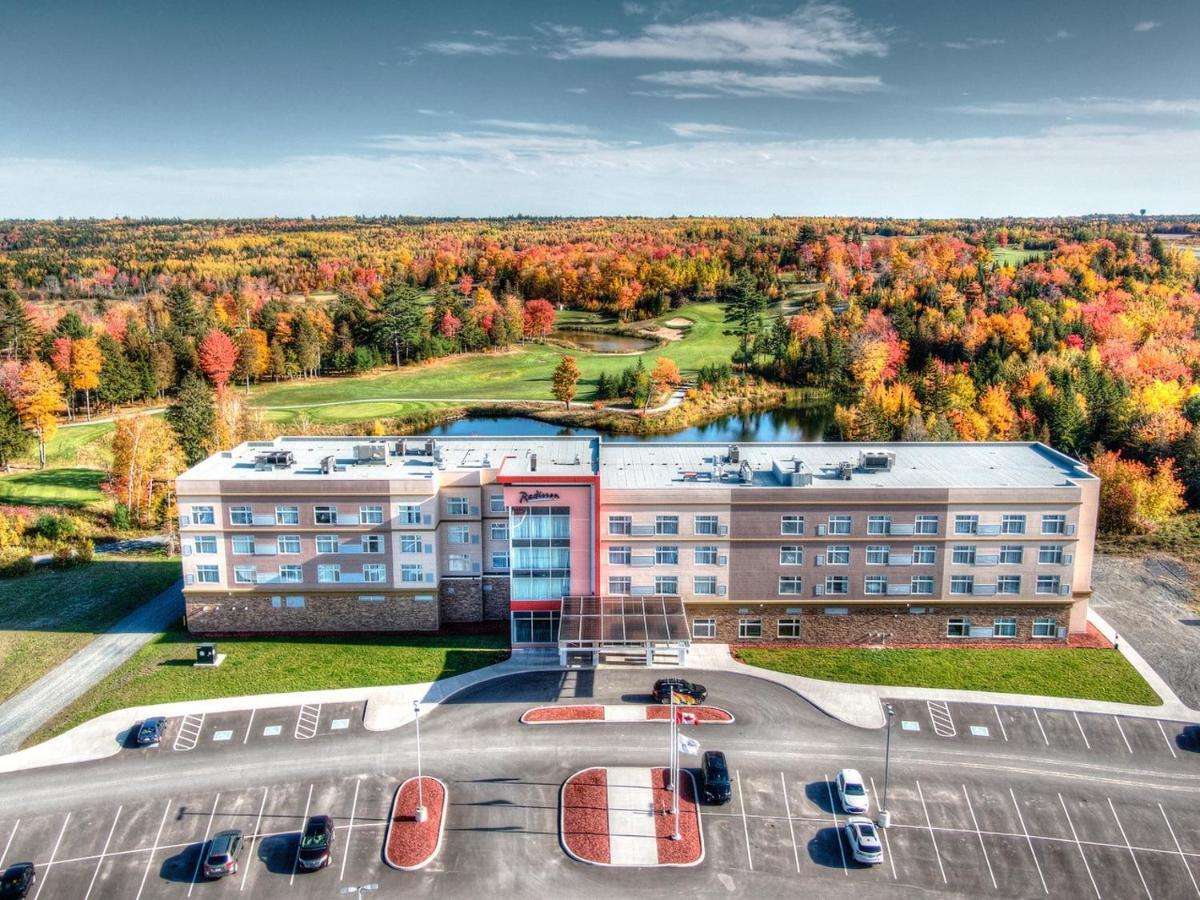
[510,506,571,602]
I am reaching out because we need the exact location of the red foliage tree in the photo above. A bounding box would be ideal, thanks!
[438,310,462,339]
[198,329,238,390]
[522,299,555,339]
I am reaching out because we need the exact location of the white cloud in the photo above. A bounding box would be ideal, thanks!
[667,122,751,137]
[638,69,883,98]
[476,119,591,135]
[1048,29,1073,41]
[1134,20,1160,32]
[566,87,589,94]
[952,96,1200,116]
[558,3,887,65]
[425,40,517,56]
[942,38,1004,50]
[5,128,1196,218]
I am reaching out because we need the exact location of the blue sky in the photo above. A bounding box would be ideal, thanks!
[1,0,1197,217]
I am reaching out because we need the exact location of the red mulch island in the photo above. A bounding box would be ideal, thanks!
[384,777,447,870]
[561,768,610,864]
[522,705,606,723]
[650,767,703,865]
[644,705,733,723]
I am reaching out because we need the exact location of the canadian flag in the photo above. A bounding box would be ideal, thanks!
[677,710,698,725]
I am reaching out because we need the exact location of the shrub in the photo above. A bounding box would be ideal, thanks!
[0,510,28,548]
[0,548,33,578]
[33,514,79,543]
[111,503,133,532]
[52,543,76,568]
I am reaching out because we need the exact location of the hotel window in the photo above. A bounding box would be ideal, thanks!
[359,595,385,603]
[1001,514,1026,535]
[781,515,805,535]
[997,575,1021,594]
[318,564,341,583]
[910,575,934,595]
[401,564,424,584]
[447,554,471,574]
[232,536,254,555]
[609,546,632,565]
[398,504,422,525]
[993,617,1018,638]
[448,525,470,545]
[1036,575,1061,594]
[655,575,679,595]
[229,505,253,525]
[946,617,971,638]
[694,576,718,596]
[778,576,804,595]
[695,515,719,535]
[277,535,301,554]
[999,545,1024,564]
[913,545,936,565]
[490,522,509,542]
[489,494,506,513]
[510,507,571,601]
[780,546,804,565]
[608,576,632,595]
[864,575,888,595]
[738,619,763,639]
[314,505,337,525]
[954,514,978,535]
[695,546,718,565]
[827,515,852,535]
[362,535,385,554]
[692,618,717,639]
[362,564,386,583]
[279,565,303,583]
[824,607,849,616]
[655,515,679,535]
[609,516,632,535]
[316,535,340,554]
[952,545,976,565]
[1039,544,1064,564]
[193,506,215,525]
[825,575,849,595]
[826,545,850,565]
[1032,617,1058,638]
[400,534,422,554]
[867,515,891,535]
[193,536,217,555]
[233,566,256,585]
[447,497,469,516]
[360,505,384,525]
[865,545,889,565]
[1041,514,1067,534]
[777,618,802,639]
[511,610,560,644]
[195,565,219,584]
[491,551,509,570]
[915,514,939,535]
[275,506,299,526]
[655,545,679,565]
[950,575,974,594]
[284,595,305,608]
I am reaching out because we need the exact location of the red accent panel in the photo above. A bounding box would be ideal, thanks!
[497,475,597,484]
[511,600,564,612]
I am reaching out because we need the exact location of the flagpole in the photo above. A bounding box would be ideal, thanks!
[671,695,681,841]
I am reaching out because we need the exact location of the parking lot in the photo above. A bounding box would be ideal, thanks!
[129,702,367,755]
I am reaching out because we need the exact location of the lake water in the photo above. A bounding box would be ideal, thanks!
[547,329,658,353]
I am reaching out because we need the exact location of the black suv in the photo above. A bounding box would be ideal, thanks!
[135,717,166,747]
[0,863,35,899]
[700,750,732,804]
[297,815,335,871]
[652,678,706,705]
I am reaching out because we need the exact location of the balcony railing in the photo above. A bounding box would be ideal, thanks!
[889,554,913,566]
[886,584,912,596]
[889,523,915,536]
[631,556,655,567]
[975,554,1000,566]
[972,584,998,596]
[253,545,277,556]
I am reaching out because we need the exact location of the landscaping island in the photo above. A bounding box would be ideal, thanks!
[385,776,447,870]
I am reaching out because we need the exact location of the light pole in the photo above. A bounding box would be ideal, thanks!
[339,884,379,898]
[413,699,427,823]
[878,703,895,829]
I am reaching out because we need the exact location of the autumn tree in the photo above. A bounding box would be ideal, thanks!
[648,356,682,411]
[522,299,556,340]
[69,337,103,419]
[166,372,216,465]
[14,359,66,468]
[1091,450,1186,534]
[198,329,237,390]
[107,414,185,527]
[234,328,269,393]
[552,355,581,409]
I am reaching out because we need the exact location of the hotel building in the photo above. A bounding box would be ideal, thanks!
[176,436,1098,662]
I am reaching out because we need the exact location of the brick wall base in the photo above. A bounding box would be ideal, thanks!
[185,591,440,634]
[482,575,510,621]
[439,577,483,622]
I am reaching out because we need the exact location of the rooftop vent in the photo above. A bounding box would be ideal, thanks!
[727,444,741,464]
[772,457,813,487]
[530,453,538,472]
[859,450,896,473]
[739,461,753,483]
[482,454,492,468]
[320,455,337,474]
[837,460,855,480]
[425,439,437,458]
[353,443,388,465]
[254,450,295,471]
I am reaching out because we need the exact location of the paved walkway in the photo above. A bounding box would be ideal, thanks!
[0,579,183,754]
[605,767,659,865]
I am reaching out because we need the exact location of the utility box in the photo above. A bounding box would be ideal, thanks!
[196,643,217,665]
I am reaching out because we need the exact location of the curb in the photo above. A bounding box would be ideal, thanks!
[383,776,448,871]
[521,705,735,725]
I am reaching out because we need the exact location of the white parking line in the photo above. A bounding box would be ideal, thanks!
[1157,721,1178,759]
[295,704,321,740]
[1058,793,1101,900]
[735,771,753,870]
[188,793,220,897]
[961,785,996,890]
[136,800,171,900]
[1114,717,1134,754]
[1159,802,1200,897]
[1074,712,1092,750]
[915,780,947,884]
[927,701,956,737]
[290,783,314,885]
[780,773,800,874]
[241,788,268,893]
[340,779,361,882]
[823,775,847,875]
[243,708,257,745]
[1108,798,1151,899]
[868,777,898,880]
[32,813,69,900]
[1009,788,1048,895]
[0,818,18,870]
[174,714,205,751]
[1033,709,1050,746]
[993,706,1009,742]
[84,804,122,899]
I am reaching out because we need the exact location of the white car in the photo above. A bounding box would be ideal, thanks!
[844,816,884,866]
[836,768,870,815]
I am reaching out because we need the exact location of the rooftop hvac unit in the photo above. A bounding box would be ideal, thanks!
[353,443,387,465]
[396,439,407,456]
[837,460,855,480]
[739,461,753,483]
[727,444,741,464]
[320,455,337,474]
[859,450,896,472]
[530,453,538,472]
[254,450,295,470]
[482,454,492,468]
[424,439,436,457]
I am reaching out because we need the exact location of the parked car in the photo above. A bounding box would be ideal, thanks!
[201,829,244,879]
[844,816,884,865]
[652,678,706,705]
[836,768,870,815]
[0,863,36,899]
[700,750,732,804]
[296,816,335,871]
[135,716,166,747]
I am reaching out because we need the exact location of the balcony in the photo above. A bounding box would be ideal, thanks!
[889,523,915,536]
[251,514,275,526]
[630,585,655,596]
[886,584,912,596]
[977,524,1002,536]
[889,554,913,566]
[336,513,361,526]
[253,544,277,556]
[975,554,1000,566]
[630,524,656,536]
[630,555,655,567]
[972,584,998,596]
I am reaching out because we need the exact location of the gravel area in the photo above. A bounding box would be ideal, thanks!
[522,705,605,723]
[561,768,610,864]
[650,767,701,865]
[1090,552,1200,708]
[385,777,445,870]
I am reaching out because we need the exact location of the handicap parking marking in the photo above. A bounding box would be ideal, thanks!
[331,718,350,731]
[263,724,282,737]
[969,725,990,738]
[212,730,233,742]
[172,714,205,751]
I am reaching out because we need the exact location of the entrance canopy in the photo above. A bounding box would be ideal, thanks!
[558,596,690,647]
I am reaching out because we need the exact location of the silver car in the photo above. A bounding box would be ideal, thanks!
[844,816,884,865]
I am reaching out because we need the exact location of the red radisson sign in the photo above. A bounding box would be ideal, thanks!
[517,489,560,503]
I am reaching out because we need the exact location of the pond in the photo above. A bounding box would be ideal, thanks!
[546,329,658,353]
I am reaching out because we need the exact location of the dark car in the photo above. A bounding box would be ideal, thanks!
[296,815,335,871]
[135,717,166,747]
[0,863,36,899]
[652,678,707,705]
[201,829,244,879]
[700,750,732,804]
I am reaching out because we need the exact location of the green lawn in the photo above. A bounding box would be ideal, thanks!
[0,554,181,704]
[18,421,116,470]
[737,647,1160,705]
[30,627,509,745]
[990,246,1048,266]
[0,467,106,508]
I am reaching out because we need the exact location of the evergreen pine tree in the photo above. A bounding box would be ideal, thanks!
[166,372,217,465]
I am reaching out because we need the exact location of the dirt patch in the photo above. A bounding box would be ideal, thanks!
[561,768,610,864]
[522,705,605,723]
[384,777,445,870]
[650,767,702,865]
